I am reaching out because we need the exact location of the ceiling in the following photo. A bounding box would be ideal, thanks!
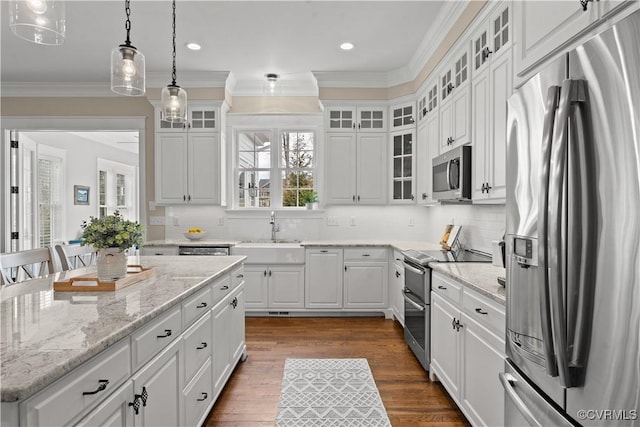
[0,1,466,96]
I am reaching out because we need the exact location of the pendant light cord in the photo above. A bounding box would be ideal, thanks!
[124,0,131,46]
[171,0,177,86]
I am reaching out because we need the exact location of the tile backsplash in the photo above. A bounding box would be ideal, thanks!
[161,204,505,253]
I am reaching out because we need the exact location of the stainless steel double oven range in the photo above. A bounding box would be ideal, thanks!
[402,249,491,371]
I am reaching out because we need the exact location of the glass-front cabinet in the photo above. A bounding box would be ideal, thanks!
[390,130,415,203]
[326,106,387,132]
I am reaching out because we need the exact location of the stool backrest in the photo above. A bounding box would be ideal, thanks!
[55,244,97,271]
[0,248,55,286]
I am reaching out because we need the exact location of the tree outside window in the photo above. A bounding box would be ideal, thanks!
[281,131,314,207]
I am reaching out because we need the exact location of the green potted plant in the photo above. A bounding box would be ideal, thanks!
[301,190,319,210]
[80,210,144,281]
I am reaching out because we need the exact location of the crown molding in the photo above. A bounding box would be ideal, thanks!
[0,83,116,97]
[146,71,230,88]
[313,71,391,88]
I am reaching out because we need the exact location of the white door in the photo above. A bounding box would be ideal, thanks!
[356,133,386,204]
[231,287,246,362]
[472,66,490,200]
[343,262,387,308]
[243,265,268,309]
[211,299,232,393]
[430,293,460,397]
[268,266,305,308]
[187,133,218,204]
[305,249,343,308]
[325,133,357,204]
[156,133,188,204]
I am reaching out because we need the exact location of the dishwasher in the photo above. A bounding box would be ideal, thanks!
[178,246,230,256]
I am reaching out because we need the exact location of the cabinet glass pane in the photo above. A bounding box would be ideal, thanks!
[394,181,402,199]
[394,118,403,127]
[329,111,340,119]
[403,157,412,177]
[394,135,402,156]
[403,181,412,199]
[403,134,412,155]
[373,119,384,129]
[372,111,383,119]
[361,120,372,129]
[361,111,372,119]
[394,108,402,118]
[394,158,402,178]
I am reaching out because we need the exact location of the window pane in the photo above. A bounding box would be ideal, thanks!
[99,170,107,207]
[404,134,412,154]
[282,170,314,207]
[116,173,126,206]
[394,158,402,178]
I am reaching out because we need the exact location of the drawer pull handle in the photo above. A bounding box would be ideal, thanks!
[362,254,371,257]
[452,318,457,330]
[236,274,244,278]
[197,392,209,401]
[320,250,329,253]
[83,379,109,395]
[475,308,488,315]
[438,285,447,290]
[196,342,208,350]
[220,285,229,291]
[157,329,172,338]
[196,302,208,309]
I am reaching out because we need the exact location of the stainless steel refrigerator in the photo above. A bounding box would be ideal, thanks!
[502,8,640,427]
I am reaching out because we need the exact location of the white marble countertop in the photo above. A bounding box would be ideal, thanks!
[429,263,506,305]
[0,255,245,403]
[144,239,242,247]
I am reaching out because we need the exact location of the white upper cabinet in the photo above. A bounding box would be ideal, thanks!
[325,133,387,205]
[416,79,439,205]
[155,104,219,133]
[513,0,634,79]
[471,3,512,203]
[326,106,387,132]
[389,101,416,131]
[390,130,416,203]
[439,46,471,153]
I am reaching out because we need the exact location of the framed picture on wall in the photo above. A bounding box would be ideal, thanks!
[74,185,90,205]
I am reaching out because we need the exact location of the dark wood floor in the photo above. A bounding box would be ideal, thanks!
[204,317,469,426]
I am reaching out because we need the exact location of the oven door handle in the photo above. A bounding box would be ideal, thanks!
[403,292,426,312]
[403,262,425,275]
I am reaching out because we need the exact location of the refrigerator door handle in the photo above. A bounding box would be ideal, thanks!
[538,85,561,378]
[548,78,583,388]
[566,79,595,386]
[499,373,543,427]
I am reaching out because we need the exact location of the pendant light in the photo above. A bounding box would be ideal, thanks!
[160,0,187,123]
[111,0,145,96]
[8,0,65,45]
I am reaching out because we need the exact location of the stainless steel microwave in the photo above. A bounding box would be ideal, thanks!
[432,145,472,202]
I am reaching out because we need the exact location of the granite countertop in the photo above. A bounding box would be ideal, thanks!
[429,262,506,305]
[0,255,245,403]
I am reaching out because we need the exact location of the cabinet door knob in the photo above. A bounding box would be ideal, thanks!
[452,317,457,330]
[485,183,492,193]
[395,271,400,278]
[196,342,208,350]
[236,274,244,278]
[357,195,360,202]
[352,195,356,202]
[482,47,493,61]
[438,285,447,290]
[221,285,229,291]
[422,193,427,200]
[345,265,348,272]
[197,392,208,402]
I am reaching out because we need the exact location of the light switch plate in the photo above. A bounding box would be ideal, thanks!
[327,217,339,226]
[150,216,165,226]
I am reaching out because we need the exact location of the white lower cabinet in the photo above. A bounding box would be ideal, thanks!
[18,266,246,427]
[343,248,388,309]
[390,253,405,326]
[430,272,505,427]
[131,338,182,427]
[243,264,304,310]
[305,248,344,309]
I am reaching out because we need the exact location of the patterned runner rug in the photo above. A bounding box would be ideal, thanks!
[276,358,392,426]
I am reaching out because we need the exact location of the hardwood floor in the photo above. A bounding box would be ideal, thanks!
[204,317,469,426]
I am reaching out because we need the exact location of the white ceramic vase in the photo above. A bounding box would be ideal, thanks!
[96,247,127,281]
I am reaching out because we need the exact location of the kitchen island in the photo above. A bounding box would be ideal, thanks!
[1,255,246,427]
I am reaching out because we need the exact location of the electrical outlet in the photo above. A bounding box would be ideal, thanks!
[327,217,339,226]
[170,216,179,226]
[150,216,165,226]
[350,216,356,226]
[218,217,225,226]
[408,217,415,227]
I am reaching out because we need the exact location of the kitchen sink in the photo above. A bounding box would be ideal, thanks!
[231,241,304,263]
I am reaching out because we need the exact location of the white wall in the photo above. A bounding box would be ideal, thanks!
[163,203,504,254]
[21,132,138,242]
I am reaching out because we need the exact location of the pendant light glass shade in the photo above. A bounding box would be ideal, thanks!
[160,84,188,123]
[111,0,145,96]
[111,45,145,96]
[9,0,65,45]
[161,0,187,123]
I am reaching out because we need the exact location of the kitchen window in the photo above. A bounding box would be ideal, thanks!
[97,159,137,220]
[236,129,316,208]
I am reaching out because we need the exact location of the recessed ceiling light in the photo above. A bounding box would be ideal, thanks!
[185,42,201,51]
[340,42,354,51]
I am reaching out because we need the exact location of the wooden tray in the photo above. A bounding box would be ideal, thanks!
[53,265,155,292]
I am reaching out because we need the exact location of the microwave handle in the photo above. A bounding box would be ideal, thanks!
[446,159,452,190]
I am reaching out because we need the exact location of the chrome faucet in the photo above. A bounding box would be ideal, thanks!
[270,211,280,241]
